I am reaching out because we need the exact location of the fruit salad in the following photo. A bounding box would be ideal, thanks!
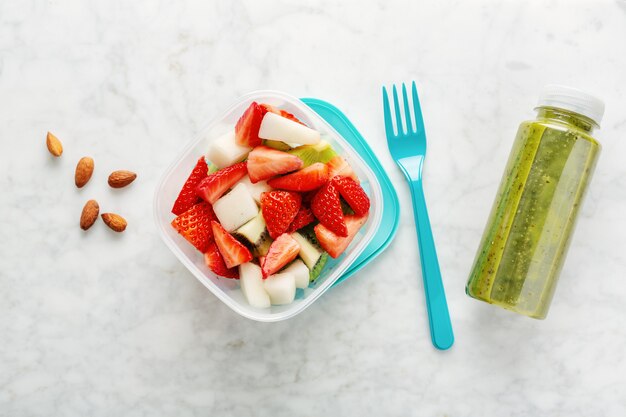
[170,102,370,308]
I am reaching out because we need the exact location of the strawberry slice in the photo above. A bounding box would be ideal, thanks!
[196,161,247,204]
[247,145,303,183]
[315,214,368,258]
[267,162,329,192]
[327,156,358,182]
[311,181,347,237]
[260,103,306,126]
[261,190,302,239]
[261,233,300,278]
[171,201,216,253]
[287,206,316,233]
[259,103,276,113]
[235,102,267,147]
[211,221,253,268]
[204,241,239,278]
[171,157,208,215]
[332,176,370,216]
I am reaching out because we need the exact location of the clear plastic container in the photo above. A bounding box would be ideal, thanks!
[154,91,383,322]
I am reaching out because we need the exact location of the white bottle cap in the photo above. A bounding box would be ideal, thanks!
[536,84,605,127]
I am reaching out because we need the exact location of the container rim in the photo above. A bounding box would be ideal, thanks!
[153,90,384,321]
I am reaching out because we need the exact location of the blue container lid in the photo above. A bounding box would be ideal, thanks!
[301,98,400,287]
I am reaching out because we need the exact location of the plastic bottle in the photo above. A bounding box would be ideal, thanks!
[466,85,604,319]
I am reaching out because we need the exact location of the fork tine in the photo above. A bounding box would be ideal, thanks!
[392,84,403,135]
[402,83,413,133]
[411,81,425,135]
[382,86,396,138]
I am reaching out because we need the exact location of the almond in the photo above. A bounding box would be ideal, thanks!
[80,200,99,230]
[46,132,63,157]
[108,170,137,188]
[101,213,127,232]
[75,157,94,188]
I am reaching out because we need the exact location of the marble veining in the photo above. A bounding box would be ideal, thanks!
[1,0,625,416]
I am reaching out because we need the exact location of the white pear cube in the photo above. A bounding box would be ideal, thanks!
[213,183,258,231]
[263,272,296,305]
[206,130,251,169]
[258,112,320,145]
[236,175,271,203]
[282,259,310,289]
[239,262,270,308]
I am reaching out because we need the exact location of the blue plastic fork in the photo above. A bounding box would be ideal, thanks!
[382,82,454,350]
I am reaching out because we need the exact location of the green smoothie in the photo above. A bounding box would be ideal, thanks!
[466,106,600,318]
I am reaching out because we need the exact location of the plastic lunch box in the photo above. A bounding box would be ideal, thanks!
[154,91,387,322]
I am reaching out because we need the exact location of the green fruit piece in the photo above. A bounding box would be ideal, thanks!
[233,212,270,254]
[296,224,318,246]
[207,161,219,174]
[263,140,292,152]
[309,252,329,282]
[288,140,337,167]
[291,231,329,282]
[291,231,321,269]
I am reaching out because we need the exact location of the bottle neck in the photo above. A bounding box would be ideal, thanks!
[535,106,597,134]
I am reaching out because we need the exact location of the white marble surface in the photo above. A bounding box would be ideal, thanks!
[2,0,626,415]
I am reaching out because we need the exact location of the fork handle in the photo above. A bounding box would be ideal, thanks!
[407,177,454,350]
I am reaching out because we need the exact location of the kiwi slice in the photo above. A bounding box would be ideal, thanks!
[263,140,292,152]
[233,213,270,253]
[254,237,272,257]
[291,232,322,270]
[291,231,330,282]
[288,140,337,167]
[297,223,318,244]
[291,232,320,268]
[309,252,329,282]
